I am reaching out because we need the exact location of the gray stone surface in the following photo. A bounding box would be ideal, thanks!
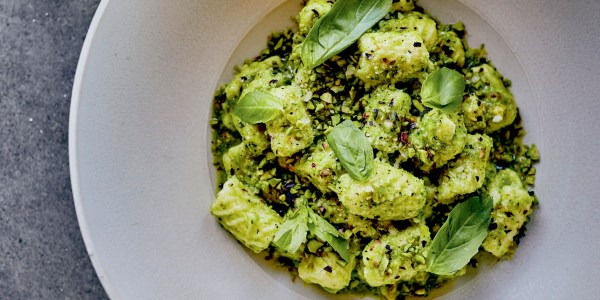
[0,1,107,299]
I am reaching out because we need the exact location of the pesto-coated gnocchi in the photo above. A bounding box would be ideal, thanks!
[210,0,539,298]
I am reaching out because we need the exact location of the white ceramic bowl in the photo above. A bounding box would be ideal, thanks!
[69,0,600,299]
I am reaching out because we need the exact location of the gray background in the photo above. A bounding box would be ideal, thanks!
[0,1,107,299]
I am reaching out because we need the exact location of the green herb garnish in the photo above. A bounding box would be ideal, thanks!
[427,195,493,275]
[306,208,350,262]
[326,120,374,181]
[301,0,393,68]
[232,91,284,124]
[272,202,309,254]
[420,67,466,113]
[273,199,350,262]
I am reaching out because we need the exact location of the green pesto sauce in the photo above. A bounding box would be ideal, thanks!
[210,1,539,299]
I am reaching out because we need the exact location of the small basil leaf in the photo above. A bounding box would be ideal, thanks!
[327,120,374,181]
[427,195,493,275]
[301,0,393,68]
[272,205,309,253]
[420,67,466,113]
[325,235,351,263]
[232,91,284,124]
[307,209,350,262]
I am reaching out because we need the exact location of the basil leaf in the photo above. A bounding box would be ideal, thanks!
[301,0,393,68]
[307,209,350,262]
[327,120,374,181]
[420,67,466,113]
[272,201,350,261]
[427,195,493,275]
[272,205,309,253]
[232,91,284,124]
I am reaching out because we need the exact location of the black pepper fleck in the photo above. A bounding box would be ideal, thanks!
[385,244,392,254]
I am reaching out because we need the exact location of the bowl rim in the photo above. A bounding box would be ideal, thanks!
[68,0,114,298]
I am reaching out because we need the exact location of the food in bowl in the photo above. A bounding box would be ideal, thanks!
[209,0,539,298]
